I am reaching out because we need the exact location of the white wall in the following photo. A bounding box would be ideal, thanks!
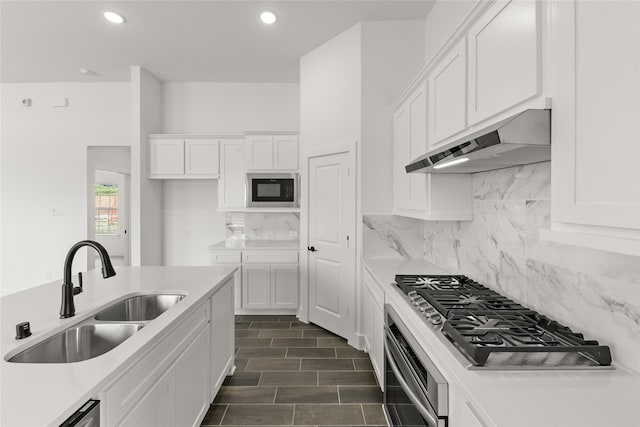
[300,24,363,149]
[361,21,425,214]
[130,66,164,266]
[424,0,477,64]
[162,180,224,266]
[0,82,130,295]
[160,82,300,266]
[163,82,300,133]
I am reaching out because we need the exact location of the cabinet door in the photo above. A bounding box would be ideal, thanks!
[246,136,274,170]
[393,104,411,211]
[117,368,175,427]
[175,326,211,427]
[211,278,235,400]
[273,136,299,170]
[219,139,246,208]
[242,264,271,309]
[428,38,467,147]
[371,299,384,389]
[150,139,184,176]
[407,82,428,211]
[185,139,219,176]
[270,264,298,309]
[468,0,540,125]
[552,0,640,232]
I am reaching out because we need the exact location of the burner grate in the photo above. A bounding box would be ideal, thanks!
[442,311,612,366]
[421,291,530,317]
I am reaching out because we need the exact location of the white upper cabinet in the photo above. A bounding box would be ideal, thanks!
[393,80,473,221]
[394,82,427,212]
[274,136,299,170]
[428,38,467,148]
[543,0,640,256]
[185,139,220,176]
[468,0,540,125]
[246,136,274,170]
[150,139,185,177]
[218,138,246,209]
[149,136,219,179]
[246,134,299,171]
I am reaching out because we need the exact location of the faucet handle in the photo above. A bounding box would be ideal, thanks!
[73,272,83,295]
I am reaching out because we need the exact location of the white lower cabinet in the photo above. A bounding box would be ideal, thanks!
[103,278,236,427]
[175,327,211,427]
[362,268,384,388]
[210,249,299,312]
[117,367,176,427]
[242,261,299,310]
[120,326,210,427]
[210,279,235,400]
[271,264,300,309]
[242,264,271,309]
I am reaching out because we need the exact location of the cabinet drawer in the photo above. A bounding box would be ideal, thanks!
[209,251,241,264]
[242,251,298,264]
[104,303,209,425]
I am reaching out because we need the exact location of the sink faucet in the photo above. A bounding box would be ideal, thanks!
[60,240,116,319]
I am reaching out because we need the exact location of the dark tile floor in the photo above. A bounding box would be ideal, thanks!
[201,315,386,427]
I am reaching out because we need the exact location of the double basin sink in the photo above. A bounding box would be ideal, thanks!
[8,294,185,364]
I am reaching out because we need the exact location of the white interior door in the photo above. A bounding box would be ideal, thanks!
[307,146,356,339]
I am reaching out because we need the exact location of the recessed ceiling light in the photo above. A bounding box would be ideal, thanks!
[260,11,277,24]
[104,11,124,24]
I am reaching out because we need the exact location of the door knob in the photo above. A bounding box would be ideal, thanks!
[307,246,317,252]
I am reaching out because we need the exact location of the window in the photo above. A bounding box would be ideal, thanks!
[95,183,118,235]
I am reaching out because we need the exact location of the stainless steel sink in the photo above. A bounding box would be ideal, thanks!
[94,294,185,322]
[8,323,144,363]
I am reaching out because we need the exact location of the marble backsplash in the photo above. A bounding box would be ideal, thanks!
[225,212,299,240]
[363,215,423,259]
[362,161,640,371]
[422,162,640,372]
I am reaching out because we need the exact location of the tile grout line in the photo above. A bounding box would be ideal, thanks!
[218,404,229,426]
[291,402,296,426]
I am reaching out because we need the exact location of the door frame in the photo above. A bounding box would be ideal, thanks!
[87,146,131,269]
[299,140,358,345]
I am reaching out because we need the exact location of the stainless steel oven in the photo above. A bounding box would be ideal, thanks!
[384,305,448,427]
[246,173,299,207]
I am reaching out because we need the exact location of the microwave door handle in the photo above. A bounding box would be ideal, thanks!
[384,344,440,427]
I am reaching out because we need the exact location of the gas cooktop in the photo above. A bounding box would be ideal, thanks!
[394,274,612,369]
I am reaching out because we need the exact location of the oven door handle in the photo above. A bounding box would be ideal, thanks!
[384,344,440,427]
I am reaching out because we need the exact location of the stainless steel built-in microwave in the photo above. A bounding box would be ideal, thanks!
[246,173,299,207]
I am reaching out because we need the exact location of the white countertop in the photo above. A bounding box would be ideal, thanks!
[1,265,237,427]
[208,239,300,250]
[363,257,640,427]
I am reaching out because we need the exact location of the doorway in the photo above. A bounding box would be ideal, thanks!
[305,142,357,340]
[87,147,131,269]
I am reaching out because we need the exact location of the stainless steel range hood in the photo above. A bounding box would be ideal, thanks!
[405,109,551,174]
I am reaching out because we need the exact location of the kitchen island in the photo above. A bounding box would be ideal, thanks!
[364,257,640,427]
[1,265,237,427]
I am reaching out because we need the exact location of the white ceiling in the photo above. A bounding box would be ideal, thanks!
[1,1,435,83]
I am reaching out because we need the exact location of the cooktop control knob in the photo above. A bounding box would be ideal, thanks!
[430,314,443,325]
[417,301,430,312]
